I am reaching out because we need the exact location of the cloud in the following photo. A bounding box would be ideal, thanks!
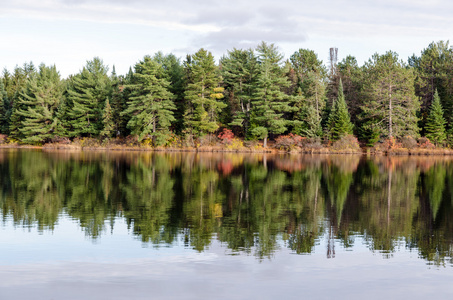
[2,0,453,76]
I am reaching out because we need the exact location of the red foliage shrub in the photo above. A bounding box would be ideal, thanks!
[218,128,235,145]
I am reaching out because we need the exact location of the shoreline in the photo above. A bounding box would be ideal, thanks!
[1,143,452,156]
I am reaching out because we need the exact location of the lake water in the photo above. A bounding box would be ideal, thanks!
[0,149,452,299]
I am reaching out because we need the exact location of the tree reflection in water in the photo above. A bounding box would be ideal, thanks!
[0,149,452,264]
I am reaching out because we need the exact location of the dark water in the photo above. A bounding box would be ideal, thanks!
[1,149,453,299]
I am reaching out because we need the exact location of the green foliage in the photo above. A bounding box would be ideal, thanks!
[410,41,453,127]
[0,80,7,134]
[183,49,226,136]
[358,51,419,144]
[329,80,354,141]
[251,42,292,146]
[221,48,260,137]
[122,56,176,144]
[66,57,111,137]
[290,48,327,134]
[153,52,186,134]
[16,64,63,144]
[100,98,114,138]
[425,90,446,146]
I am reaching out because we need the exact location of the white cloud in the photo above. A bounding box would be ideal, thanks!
[1,0,452,76]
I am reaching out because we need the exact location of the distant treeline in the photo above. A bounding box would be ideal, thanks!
[1,41,452,147]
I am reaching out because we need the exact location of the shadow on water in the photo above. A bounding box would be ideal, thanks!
[0,149,453,264]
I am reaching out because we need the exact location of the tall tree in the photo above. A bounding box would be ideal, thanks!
[336,56,362,125]
[100,98,114,138]
[0,80,8,134]
[409,41,453,127]
[8,64,37,139]
[16,64,64,144]
[122,56,175,144]
[153,52,185,134]
[290,49,327,131]
[425,90,446,146]
[221,48,259,138]
[66,57,111,137]
[109,68,128,137]
[328,80,354,141]
[183,48,226,136]
[250,42,292,147]
[359,51,419,144]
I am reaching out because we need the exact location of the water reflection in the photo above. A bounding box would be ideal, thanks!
[0,149,453,265]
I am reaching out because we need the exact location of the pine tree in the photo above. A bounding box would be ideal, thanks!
[425,90,446,146]
[152,52,185,134]
[15,64,63,144]
[330,80,353,141]
[100,98,114,138]
[183,48,226,136]
[122,56,175,144]
[221,48,259,138]
[301,105,323,138]
[290,49,327,131]
[359,51,419,144]
[0,80,7,134]
[409,41,453,127]
[66,57,110,137]
[250,42,292,147]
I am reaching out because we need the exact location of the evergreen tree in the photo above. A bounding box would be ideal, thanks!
[152,52,185,134]
[359,51,419,144]
[15,64,63,144]
[0,80,8,134]
[221,48,259,138]
[425,90,446,146]
[122,56,175,144]
[250,42,292,147]
[289,49,327,137]
[336,56,362,125]
[100,98,114,138]
[8,64,37,139]
[329,80,353,141]
[301,105,323,138]
[66,57,110,137]
[110,69,128,137]
[409,41,453,127]
[183,49,226,136]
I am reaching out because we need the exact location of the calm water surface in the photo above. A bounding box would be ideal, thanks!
[0,149,453,299]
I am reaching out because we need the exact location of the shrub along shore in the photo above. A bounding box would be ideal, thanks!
[1,133,453,155]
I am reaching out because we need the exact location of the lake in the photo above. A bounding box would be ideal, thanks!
[0,149,452,299]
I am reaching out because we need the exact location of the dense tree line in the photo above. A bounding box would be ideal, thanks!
[1,41,453,147]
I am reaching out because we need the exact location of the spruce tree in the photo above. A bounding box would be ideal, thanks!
[183,48,226,136]
[122,56,175,144]
[330,80,353,141]
[251,42,292,147]
[425,90,446,146]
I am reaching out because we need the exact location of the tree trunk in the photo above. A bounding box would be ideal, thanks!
[263,135,267,148]
[389,84,393,138]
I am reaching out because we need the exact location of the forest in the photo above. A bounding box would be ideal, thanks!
[1,40,452,149]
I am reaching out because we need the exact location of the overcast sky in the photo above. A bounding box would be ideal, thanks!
[1,0,452,77]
